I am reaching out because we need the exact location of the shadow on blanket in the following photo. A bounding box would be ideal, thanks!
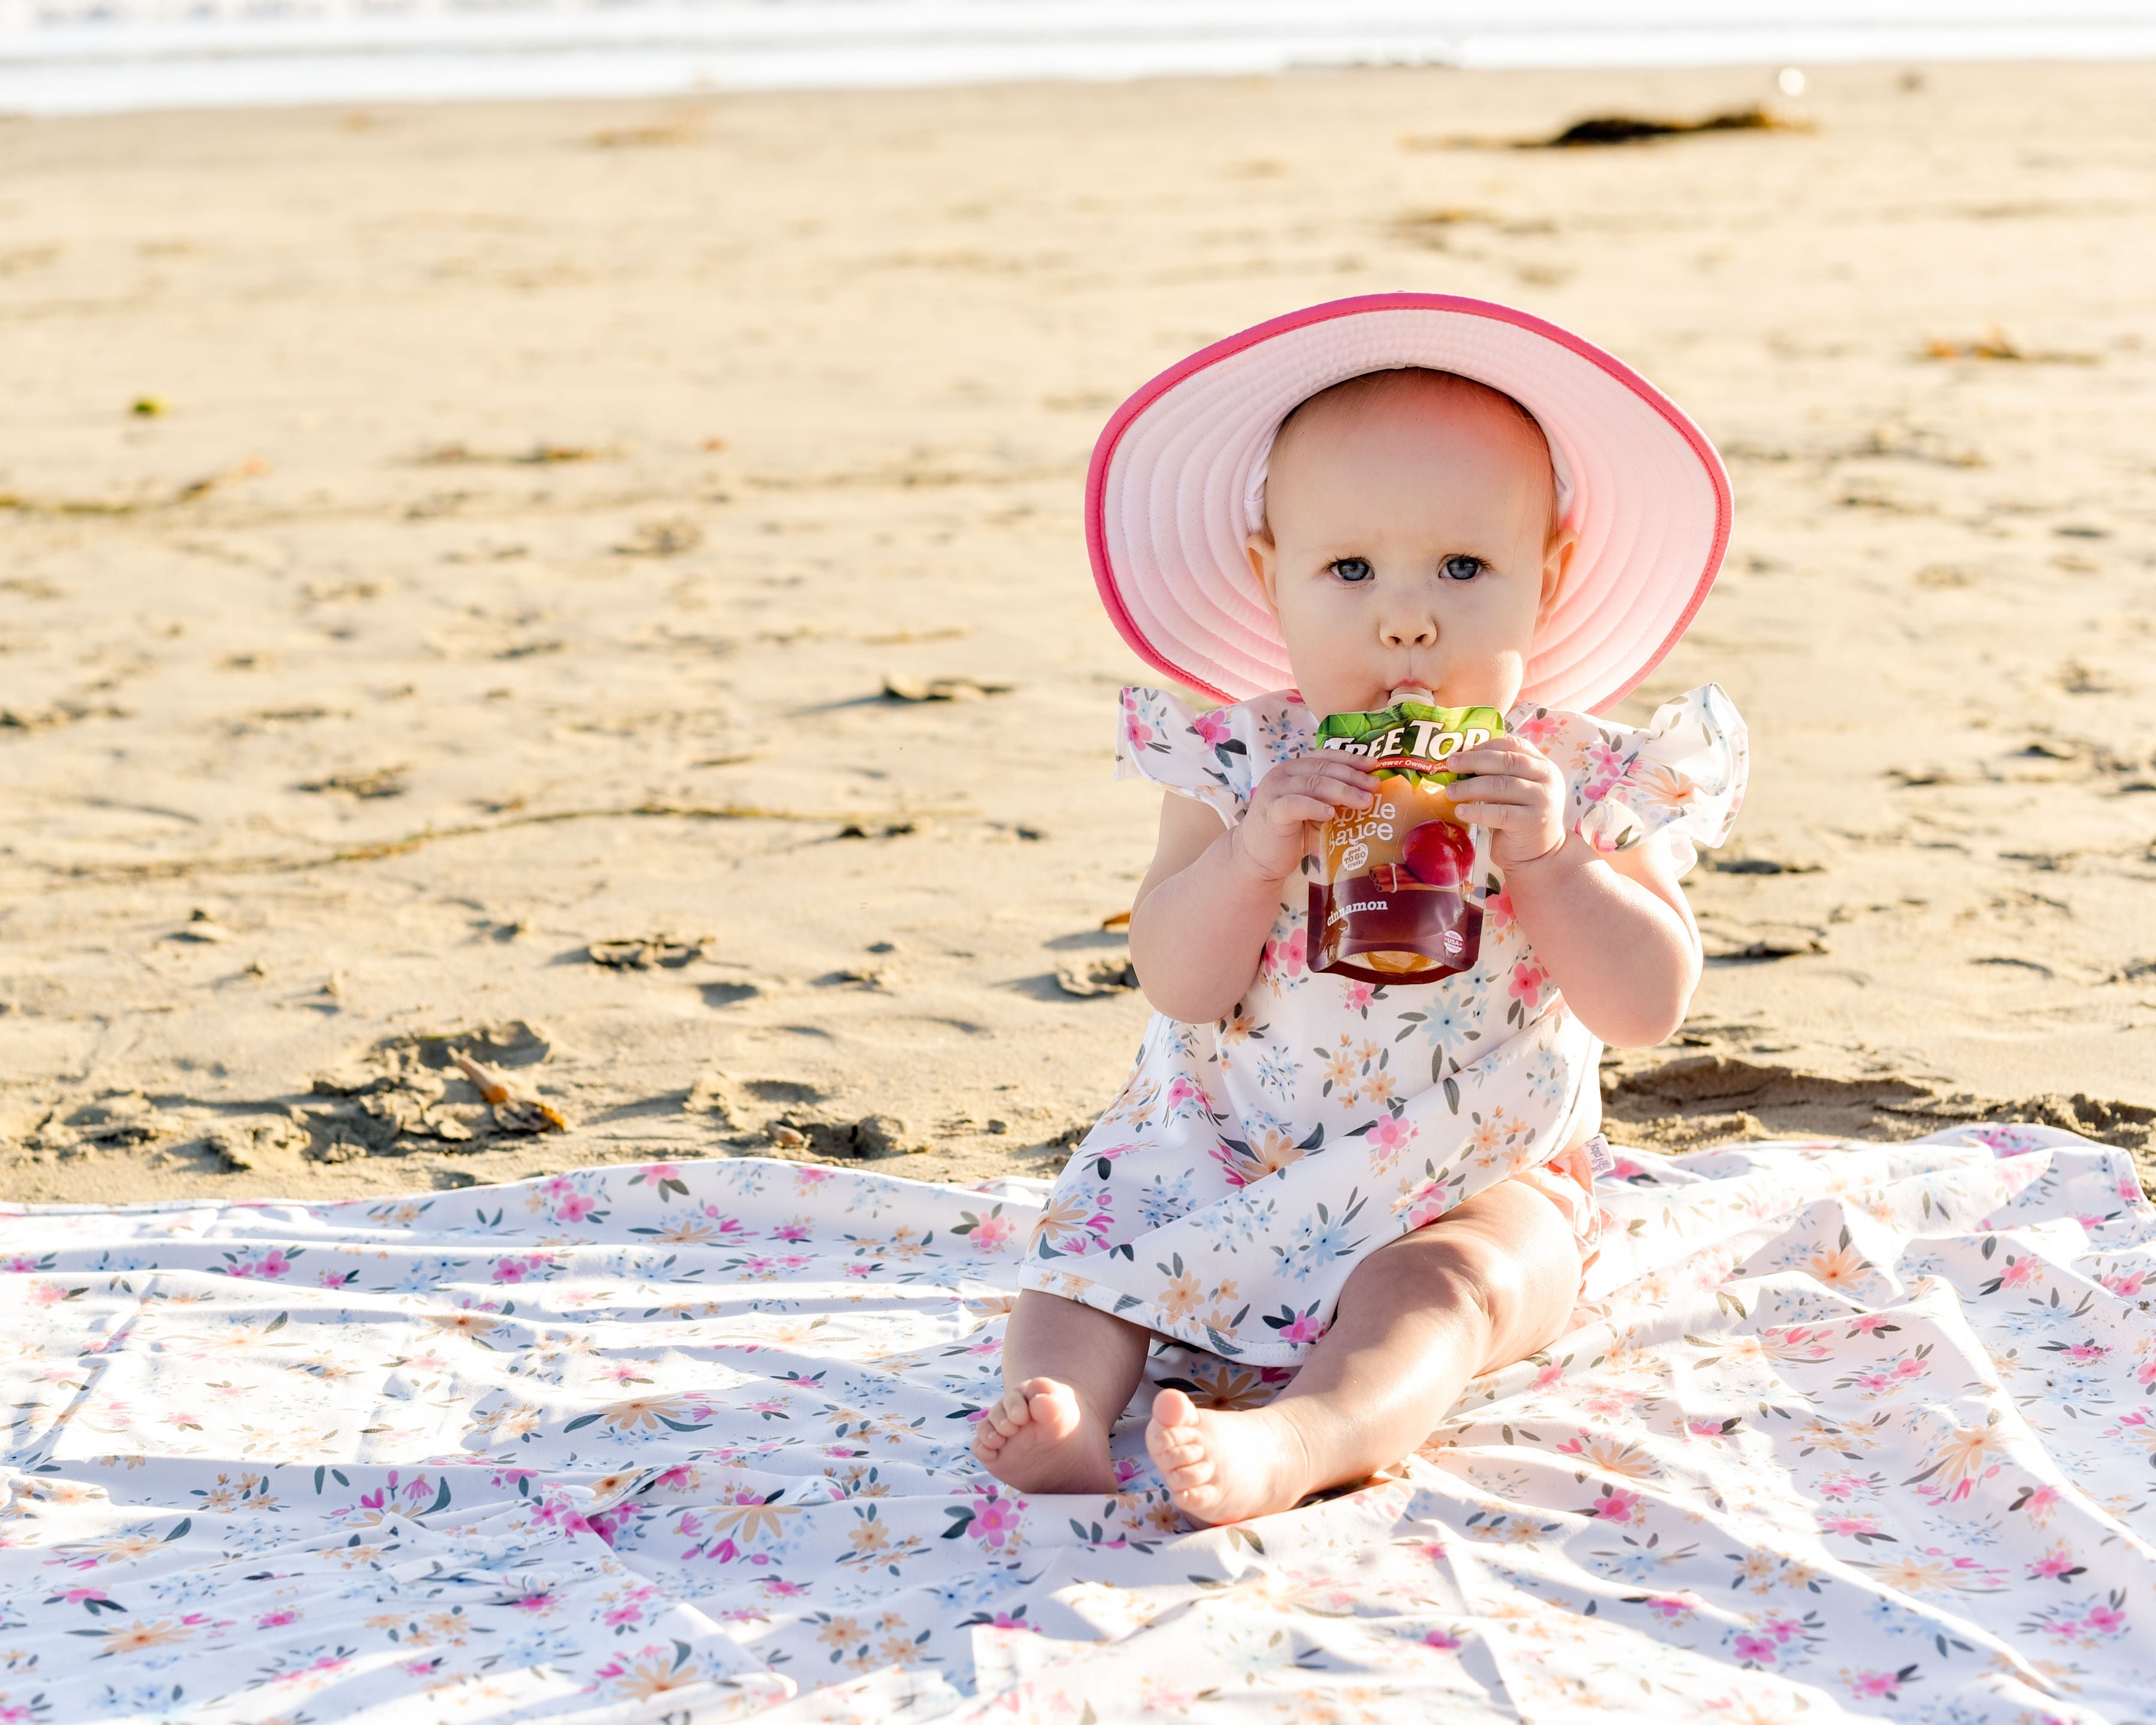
[1,1125,2150,1723]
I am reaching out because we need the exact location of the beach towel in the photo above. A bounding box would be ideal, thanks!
[3,1122,2152,1724]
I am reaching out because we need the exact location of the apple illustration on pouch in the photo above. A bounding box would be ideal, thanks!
[1401,819,1473,888]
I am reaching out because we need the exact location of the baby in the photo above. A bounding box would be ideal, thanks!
[974,297,1745,1524]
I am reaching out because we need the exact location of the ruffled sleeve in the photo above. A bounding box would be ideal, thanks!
[1511,683,1748,879]
[1113,686,1313,828]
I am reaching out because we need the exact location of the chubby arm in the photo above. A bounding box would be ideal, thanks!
[1448,737,1701,1048]
[1501,835,1700,1046]
[1128,754,1377,1024]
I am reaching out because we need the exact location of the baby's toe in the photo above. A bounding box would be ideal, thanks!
[1147,1426,1203,1466]
[1151,1387,1200,1429]
[1146,1408,1204,1451]
[1174,1478,1224,1515]
[1021,1380,1082,1440]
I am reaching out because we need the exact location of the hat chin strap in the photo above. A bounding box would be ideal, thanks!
[1240,420,1579,538]
[1241,435,1274,538]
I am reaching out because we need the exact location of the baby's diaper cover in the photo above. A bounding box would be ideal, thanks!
[1509,1133,1612,1292]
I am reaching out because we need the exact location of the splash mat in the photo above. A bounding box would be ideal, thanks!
[3,1124,2152,1722]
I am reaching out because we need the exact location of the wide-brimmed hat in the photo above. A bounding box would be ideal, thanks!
[1084,292,1731,715]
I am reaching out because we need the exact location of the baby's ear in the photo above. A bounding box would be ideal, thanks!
[1537,527,1578,628]
[1245,531,1280,611]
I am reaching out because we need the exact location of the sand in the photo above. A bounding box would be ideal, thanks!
[2,58,2153,1206]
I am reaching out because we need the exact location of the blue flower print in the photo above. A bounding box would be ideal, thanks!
[1255,1048,1303,1098]
[1257,705,1315,766]
[1273,1191,1369,1282]
[1136,1169,1195,1230]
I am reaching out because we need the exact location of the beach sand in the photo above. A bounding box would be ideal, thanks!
[2,58,2152,1205]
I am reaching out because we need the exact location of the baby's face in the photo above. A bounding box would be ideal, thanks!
[1246,373,1573,720]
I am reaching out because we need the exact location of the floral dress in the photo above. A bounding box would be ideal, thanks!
[1020,682,1748,1365]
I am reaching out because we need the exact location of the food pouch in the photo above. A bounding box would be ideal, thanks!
[1307,695,1504,985]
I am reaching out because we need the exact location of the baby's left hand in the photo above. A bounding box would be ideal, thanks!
[1446,736,1568,870]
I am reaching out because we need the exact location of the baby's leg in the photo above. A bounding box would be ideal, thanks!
[1147,1177,1577,1523]
[974,1290,1150,1494]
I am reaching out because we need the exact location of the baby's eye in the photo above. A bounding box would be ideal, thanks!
[1329,558,1374,583]
[1440,555,1485,582]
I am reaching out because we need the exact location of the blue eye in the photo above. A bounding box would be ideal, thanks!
[1441,555,1484,581]
[1330,558,1373,583]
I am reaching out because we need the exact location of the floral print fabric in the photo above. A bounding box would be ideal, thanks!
[1,1125,2151,1724]
[1022,683,1747,1363]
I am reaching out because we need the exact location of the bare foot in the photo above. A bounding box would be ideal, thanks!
[971,1377,1116,1494]
[1145,1388,1312,1525]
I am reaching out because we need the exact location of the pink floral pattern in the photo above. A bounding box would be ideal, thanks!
[0,1127,2151,1720]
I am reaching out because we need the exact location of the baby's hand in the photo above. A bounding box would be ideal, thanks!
[1446,736,1568,870]
[1234,754,1377,882]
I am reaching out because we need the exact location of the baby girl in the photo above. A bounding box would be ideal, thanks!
[973,295,1746,1524]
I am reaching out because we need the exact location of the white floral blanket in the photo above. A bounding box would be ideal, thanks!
[4,1125,2153,1725]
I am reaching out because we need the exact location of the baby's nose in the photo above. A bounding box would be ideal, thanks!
[1379,611,1439,649]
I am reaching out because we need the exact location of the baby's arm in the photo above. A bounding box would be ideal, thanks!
[1128,755,1377,1024]
[1505,837,1698,1046]
[1449,737,1700,1048]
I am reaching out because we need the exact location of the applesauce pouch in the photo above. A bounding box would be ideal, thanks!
[1307,697,1504,985]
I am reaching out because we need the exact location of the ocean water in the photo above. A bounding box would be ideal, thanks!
[7,0,2155,116]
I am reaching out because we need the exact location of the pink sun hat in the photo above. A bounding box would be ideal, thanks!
[1085,292,1732,716]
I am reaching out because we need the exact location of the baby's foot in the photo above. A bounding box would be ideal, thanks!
[1145,1388,1311,1525]
[972,1377,1116,1494]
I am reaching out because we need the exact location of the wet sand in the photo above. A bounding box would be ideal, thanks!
[2,58,2153,1203]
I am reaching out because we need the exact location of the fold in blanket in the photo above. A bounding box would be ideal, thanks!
[1,1125,2151,1724]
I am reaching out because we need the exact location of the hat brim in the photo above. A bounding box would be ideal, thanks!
[1085,293,1732,716]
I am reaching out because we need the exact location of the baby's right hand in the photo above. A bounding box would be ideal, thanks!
[1233,755,1377,882]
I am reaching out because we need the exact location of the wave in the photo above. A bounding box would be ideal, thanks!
[7,0,2155,116]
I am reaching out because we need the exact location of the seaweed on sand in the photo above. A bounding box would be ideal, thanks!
[1533,105,1809,147]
